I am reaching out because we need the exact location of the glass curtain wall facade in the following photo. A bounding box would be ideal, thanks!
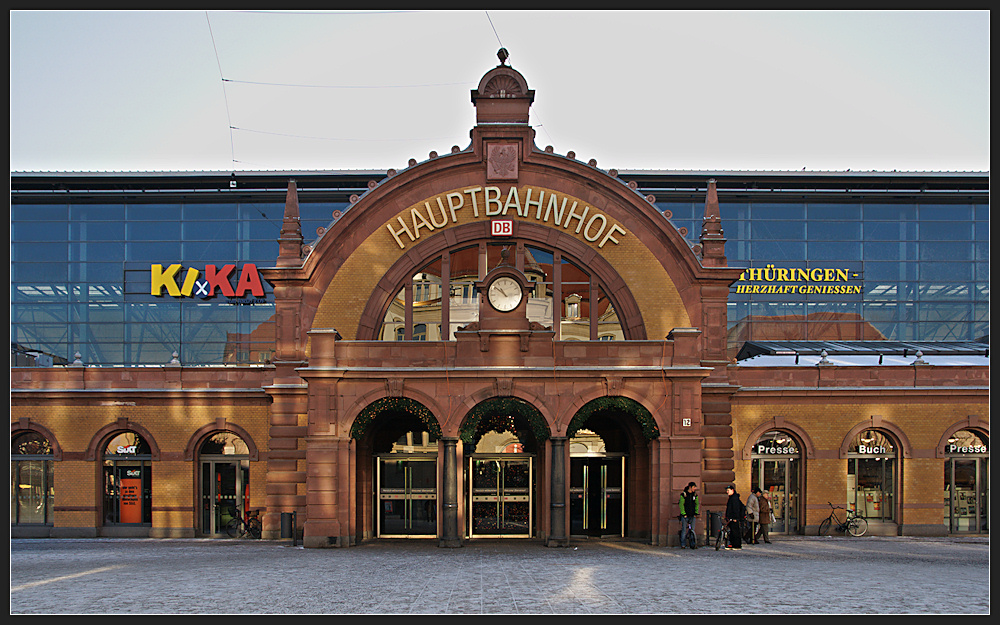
[11,190,347,366]
[656,197,988,353]
[11,172,989,366]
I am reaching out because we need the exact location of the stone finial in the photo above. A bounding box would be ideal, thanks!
[699,179,727,266]
[277,179,304,266]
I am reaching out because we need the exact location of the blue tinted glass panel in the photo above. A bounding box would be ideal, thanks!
[182,220,239,242]
[12,262,69,282]
[920,262,971,281]
[244,241,279,263]
[126,204,181,220]
[806,203,861,221]
[974,204,988,221]
[751,220,805,240]
[239,203,284,222]
[70,222,125,241]
[720,202,750,222]
[11,304,68,324]
[919,242,971,262]
[864,204,916,221]
[973,222,989,242]
[751,203,805,220]
[12,205,68,221]
[127,241,183,261]
[70,242,125,262]
[70,204,126,221]
[70,303,124,323]
[863,241,904,261]
[865,221,918,241]
[182,203,239,221]
[127,221,182,241]
[751,241,805,261]
[126,302,182,323]
[807,221,861,241]
[919,222,972,241]
[12,222,68,241]
[182,241,240,262]
[241,219,282,241]
[920,204,970,221]
[807,241,860,260]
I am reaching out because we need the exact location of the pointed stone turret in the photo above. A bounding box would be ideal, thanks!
[699,179,728,267]
[277,179,303,267]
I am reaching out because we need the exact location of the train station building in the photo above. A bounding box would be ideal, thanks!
[11,54,989,546]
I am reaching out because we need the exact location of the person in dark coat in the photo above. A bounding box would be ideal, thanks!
[678,481,700,548]
[724,484,744,549]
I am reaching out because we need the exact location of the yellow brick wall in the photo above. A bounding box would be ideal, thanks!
[13,401,271,534]
[732,401,988,529]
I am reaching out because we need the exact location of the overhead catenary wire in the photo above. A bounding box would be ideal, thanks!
[205,11,237,166]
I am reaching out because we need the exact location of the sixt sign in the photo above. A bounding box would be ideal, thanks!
[150,263,266,299]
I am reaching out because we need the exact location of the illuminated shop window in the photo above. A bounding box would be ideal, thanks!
[11,432,54,525]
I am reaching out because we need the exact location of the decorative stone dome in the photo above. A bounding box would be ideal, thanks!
[471,49,535,124]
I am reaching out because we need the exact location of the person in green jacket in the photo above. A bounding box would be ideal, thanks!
[679,482,700,548]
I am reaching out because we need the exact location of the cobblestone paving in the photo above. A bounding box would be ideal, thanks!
[10,535,989,615]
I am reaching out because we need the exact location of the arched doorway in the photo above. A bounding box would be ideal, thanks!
[11,431,54,526]
[566,397,657,540]
[750,430,802,535]
[944,429,988,533]
[197,431,251,536]
[102,431,153,527]
[352,397,443,540]
[847,429,898,522]
[461,397,548,539]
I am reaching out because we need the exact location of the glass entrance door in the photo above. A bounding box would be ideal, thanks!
[946,457,989,533]
[752,457,800,534]
[468,457,533,538]
[569,456,625,537]
[201,460,246,535]
[377,457,437,538]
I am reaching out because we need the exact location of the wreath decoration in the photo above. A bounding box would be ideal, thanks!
[566,396,659,441]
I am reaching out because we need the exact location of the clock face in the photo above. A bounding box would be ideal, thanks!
[487,276,523,312]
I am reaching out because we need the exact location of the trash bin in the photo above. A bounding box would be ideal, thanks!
[280,512,294,539]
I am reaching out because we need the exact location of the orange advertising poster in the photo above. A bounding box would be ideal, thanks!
[120,478,142,524]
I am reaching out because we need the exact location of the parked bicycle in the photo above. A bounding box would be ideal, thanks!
[714,517,732,550]
[818,501,868,537]
[227,508,262,539]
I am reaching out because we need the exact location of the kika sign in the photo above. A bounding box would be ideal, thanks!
[150,263,266,299]
[386,186,628,250]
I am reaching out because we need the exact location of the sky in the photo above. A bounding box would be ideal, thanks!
[9,9,991,174]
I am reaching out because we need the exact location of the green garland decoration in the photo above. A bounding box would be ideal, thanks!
[459,397,550,446]
[350,397,442,440]
[566,396,659,440]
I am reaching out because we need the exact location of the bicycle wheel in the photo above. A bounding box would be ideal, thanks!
[715,526,726,550]
[818,518,833,536]
[226,517,242,538]
[848,516,868,537]
[248,518,262,540]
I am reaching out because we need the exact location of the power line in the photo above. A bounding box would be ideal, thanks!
[205,11,236,166]
[222,78,472,89]
[230,126,456,143]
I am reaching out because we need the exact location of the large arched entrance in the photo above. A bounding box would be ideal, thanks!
[351,397,443,540]
[566,397,657,540]
[460,397,548,538]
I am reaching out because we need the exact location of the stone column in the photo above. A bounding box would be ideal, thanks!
[439,437,462,548]
[546,436,569,547]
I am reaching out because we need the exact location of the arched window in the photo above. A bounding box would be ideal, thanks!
[378,242,625,342]
[103,432,153,525]
[847,429,897,522]
[11,432,54,525]
[750,430,802,534]
[199,432,251,536]
[944,430,988,533]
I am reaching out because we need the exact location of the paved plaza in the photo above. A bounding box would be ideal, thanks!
[10,535,989,615]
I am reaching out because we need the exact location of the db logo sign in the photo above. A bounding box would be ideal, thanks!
[491,219,513,237]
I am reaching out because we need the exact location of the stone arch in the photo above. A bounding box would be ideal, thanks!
[11,420,63,460]
[348,395,443,442]
[566,395,660,442]
[838,416,913,459]
[85,420,161,461]
[741,417,817,460]
[458,396,550,453]
[184,422,260,461]
[355,220,648,341]
[936,416,990,458]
